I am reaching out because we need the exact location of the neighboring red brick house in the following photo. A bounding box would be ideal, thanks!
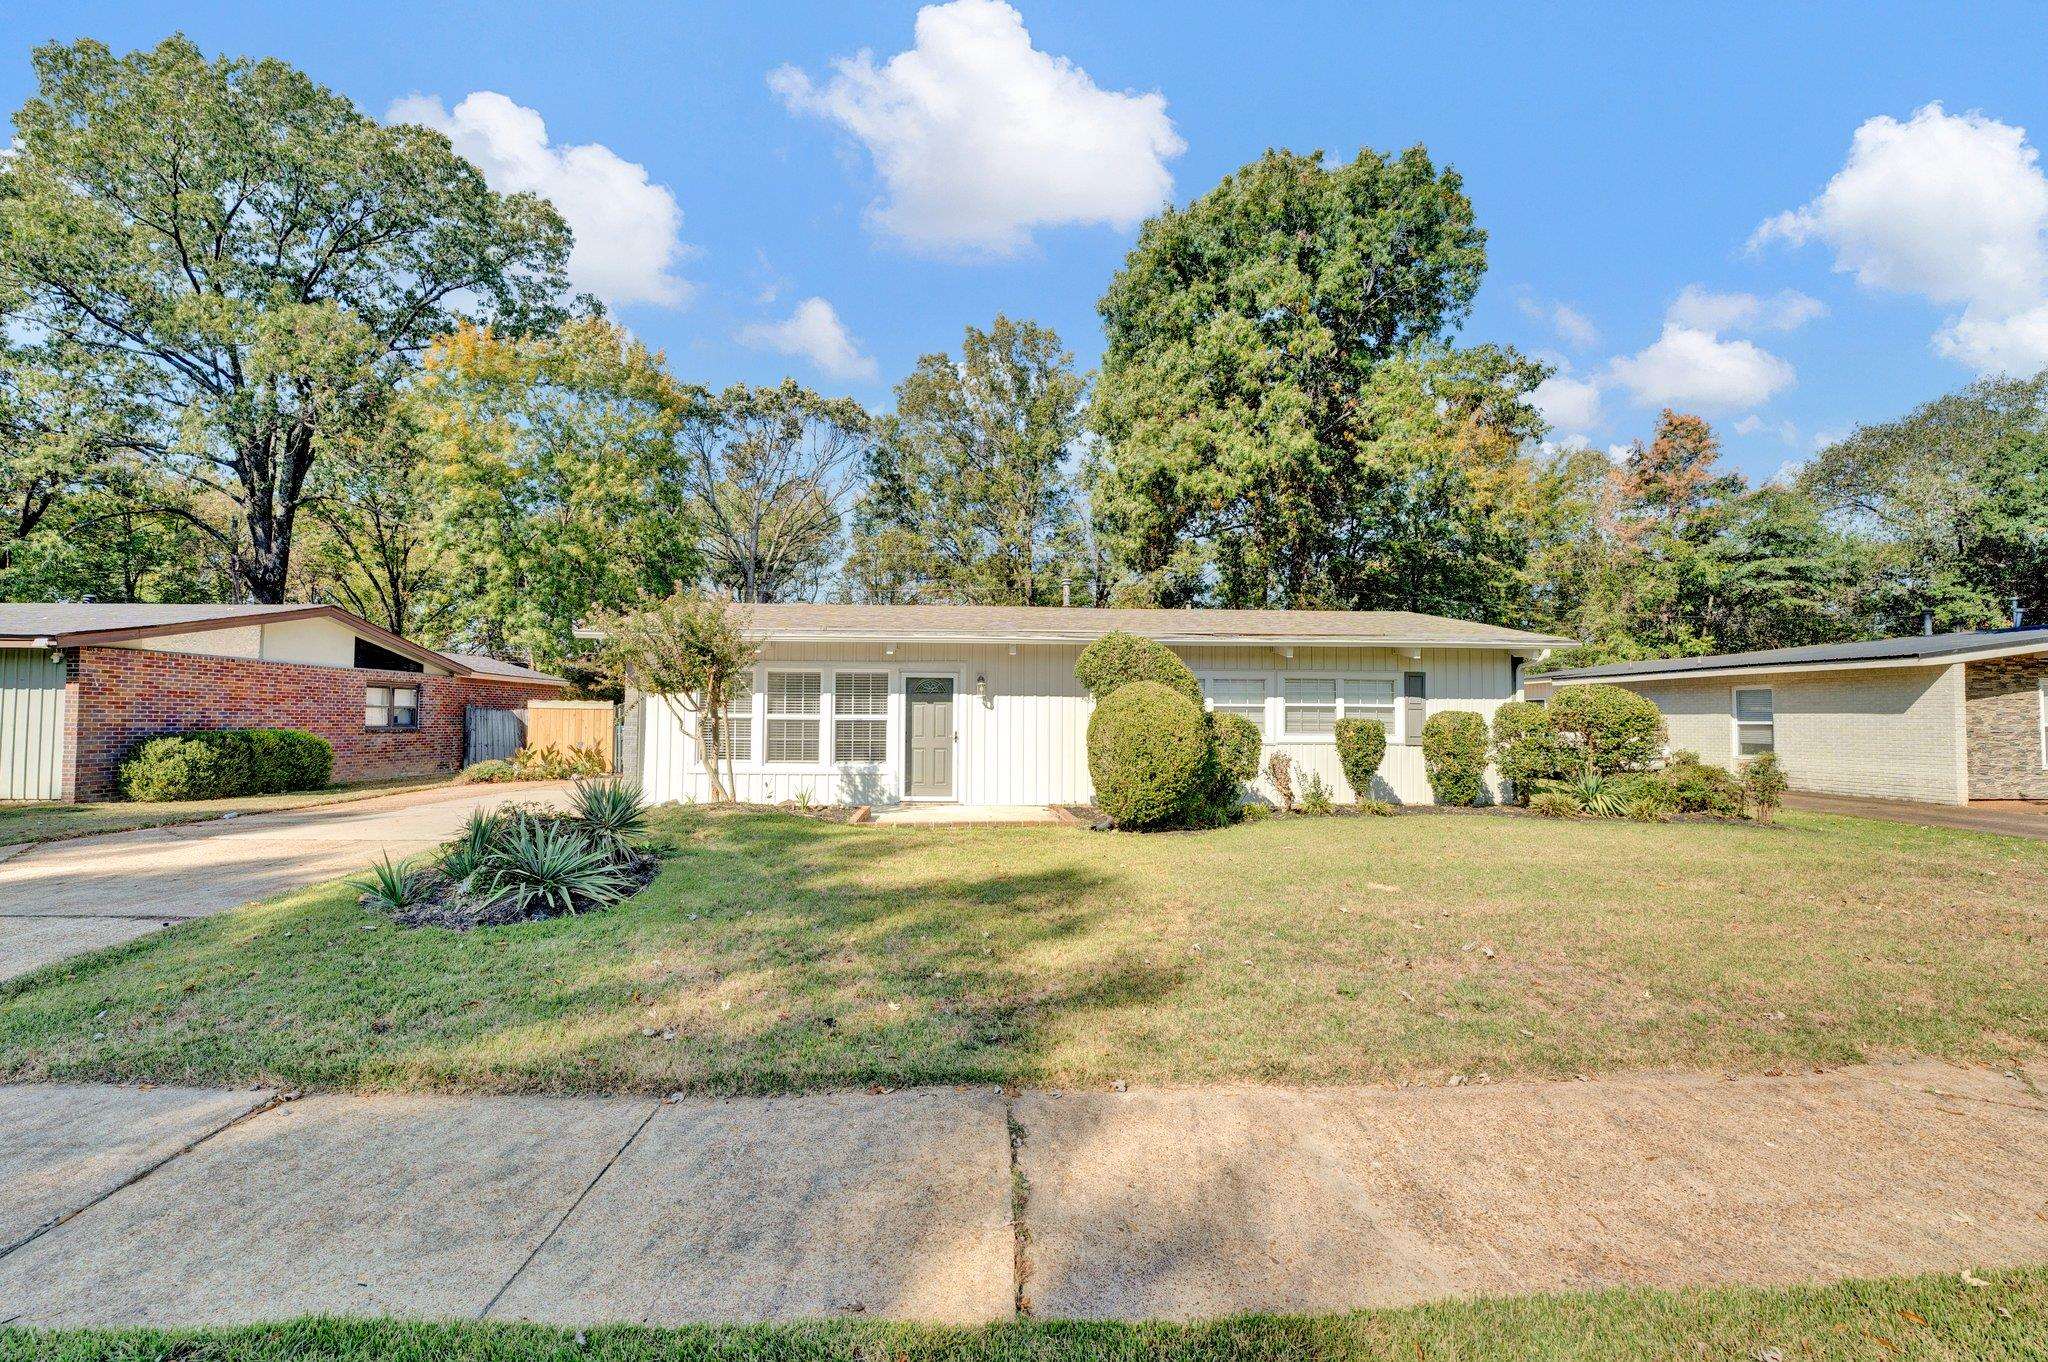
[0,604,566,801]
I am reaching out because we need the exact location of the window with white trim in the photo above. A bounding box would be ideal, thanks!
[833,671,889,764]
[1342,677,1397,727]
[1734,686,1774,755]
[1282,676,1397,737]
[765,670,822,763]
[365,685,419,730]
[713,673,753,762]
[1202,677,1268,733]
[1283,678,1338,735]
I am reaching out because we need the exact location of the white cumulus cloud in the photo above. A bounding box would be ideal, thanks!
[769,0,1184,255]
[389,91,691,307]
[1607,325,1796,413]
[1529,373,1603,436]
[1752,102,2048,375]
[1667,285,1826,334]
[737,297,879,382]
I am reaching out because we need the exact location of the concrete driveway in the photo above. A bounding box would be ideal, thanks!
[0,783,566,983]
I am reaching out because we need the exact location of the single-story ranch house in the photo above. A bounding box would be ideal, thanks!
[0,603,564,802]
[620,603,1572,809]
[1535,626,2048,805]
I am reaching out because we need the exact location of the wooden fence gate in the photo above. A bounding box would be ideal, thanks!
[464,705,526,766]
[526,700,617,768]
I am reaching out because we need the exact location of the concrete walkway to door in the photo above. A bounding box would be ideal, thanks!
[0,782,568,984]
[0,1060,2041,1328]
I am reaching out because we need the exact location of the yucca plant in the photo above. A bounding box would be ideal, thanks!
[479,818,631,916]
[1536,765,1630,818]
[440,808,508,882]
[568,778,648,857]
[352,854,433,913]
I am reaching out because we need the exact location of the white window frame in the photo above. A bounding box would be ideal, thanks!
[833,670,892,766]
[2038,677,2048,770]
[763,669,825,765]
[712,673,753,763]
[705,662,914,780]
[365,683,419,731]
[1732,685,1775,758]
[1199,674,1270,737]
[1278,670,1402,742]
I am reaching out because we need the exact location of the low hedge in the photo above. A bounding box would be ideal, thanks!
[119,727,334,802]
[1421,711,1489,806]
[1086,680,1213,829]
[1333,717,1387,801]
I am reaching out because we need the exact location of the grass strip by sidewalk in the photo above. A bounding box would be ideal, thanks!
[0,778,458,848]
[0,1266,2040,1360]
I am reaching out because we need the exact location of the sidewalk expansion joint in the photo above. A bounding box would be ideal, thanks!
[478,1099,663,1321]
[0,1088,287,1265]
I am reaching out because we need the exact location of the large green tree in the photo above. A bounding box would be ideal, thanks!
[685,381,873,603]
[1088,146,1494,606]
[1801,372,2048,632]
[0,35,570,603]
[849,316,1088,605]
[420,318,703,662]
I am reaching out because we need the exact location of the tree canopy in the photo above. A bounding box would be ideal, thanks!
[0,35,570,602]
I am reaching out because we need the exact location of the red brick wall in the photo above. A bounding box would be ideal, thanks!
[65,646,553,801]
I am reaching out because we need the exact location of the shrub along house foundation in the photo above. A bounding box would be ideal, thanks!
[611,604,1571,809]
[1534,625,2048,806]
[0,604,565,802]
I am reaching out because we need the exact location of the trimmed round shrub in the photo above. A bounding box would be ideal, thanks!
[1209,710,1263,784]
[1421,710,1489,806]
[1491,701,1569,803]
[1547,683,1667,775]
[1074,630,1200,704]
[1087,680,1212,828]
[118,727,333,802]
[1332,717,1387,802]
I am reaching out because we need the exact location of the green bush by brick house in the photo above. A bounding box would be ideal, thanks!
[1547,683,1667,775]
[1421,710,1489,806]
[119,728,334,802]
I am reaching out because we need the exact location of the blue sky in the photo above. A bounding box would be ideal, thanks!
[11,1,2048,482]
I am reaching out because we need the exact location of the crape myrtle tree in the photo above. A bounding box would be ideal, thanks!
[594,591,759,804]
[0,35,570,603]
[849,315,1090,606]
[1089,146,1560,612]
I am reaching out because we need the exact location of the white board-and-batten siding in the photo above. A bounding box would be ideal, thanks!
[636,640,1519,808]
[0,647,68,801]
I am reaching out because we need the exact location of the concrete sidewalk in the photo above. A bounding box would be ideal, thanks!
[0,783,567,984]
[0,1060,2042,1328]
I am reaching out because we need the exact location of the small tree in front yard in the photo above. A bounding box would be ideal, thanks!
[1421,711,1489,805]
[1741,752,1788,823]
[594,591,759,803]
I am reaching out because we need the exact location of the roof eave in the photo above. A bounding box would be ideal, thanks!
[1546,638,2048,685]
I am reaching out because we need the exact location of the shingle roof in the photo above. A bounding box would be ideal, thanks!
[1545,626,2048,682]
[729,602,1571,649]
[441,650,567,686]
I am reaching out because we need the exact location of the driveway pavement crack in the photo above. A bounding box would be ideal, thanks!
[478,1100,662,1320]
[0,1089,285,1263]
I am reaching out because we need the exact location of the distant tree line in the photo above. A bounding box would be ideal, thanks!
[4,36,2044,669]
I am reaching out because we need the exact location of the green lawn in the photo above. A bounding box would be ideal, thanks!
[3,805,2044,1096]
[0,777,456,848]
[1,1267,2040,1360]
